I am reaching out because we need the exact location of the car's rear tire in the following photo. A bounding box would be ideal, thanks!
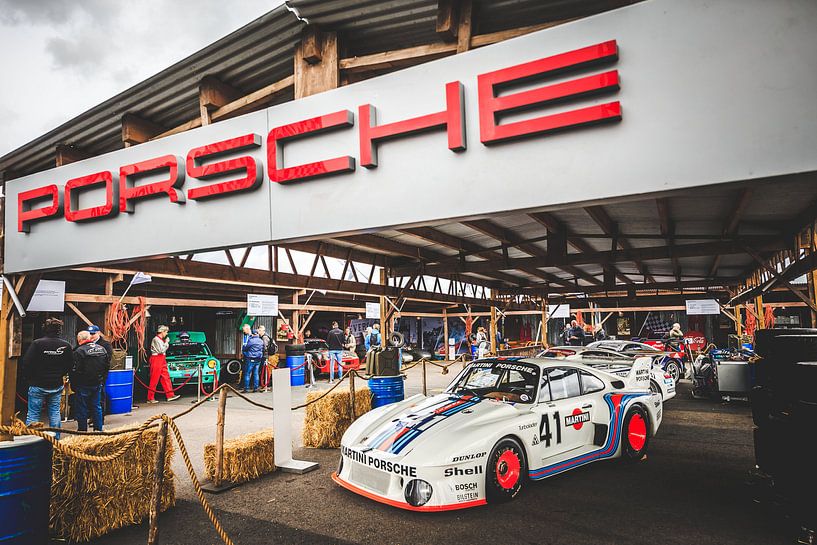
[649,380,662,398]
[665,360,682,382]
[621,405,650,461]
[486,437,526,503]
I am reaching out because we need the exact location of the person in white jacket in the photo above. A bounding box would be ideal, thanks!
[147,325,180,403]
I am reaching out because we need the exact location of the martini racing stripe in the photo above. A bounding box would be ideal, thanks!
[367,395,481,454]
[528,393,646,480]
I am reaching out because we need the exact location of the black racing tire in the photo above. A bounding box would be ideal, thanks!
[665,360,682,383]
[750,386,773,427]
[793,362,817,403]
[389,331,405,349]
[486,437,526,503]
[753,329,817,358]
[621,405,650,461]
[649,380,662,398]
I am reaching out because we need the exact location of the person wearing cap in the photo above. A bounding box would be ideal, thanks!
[241,330,265,393]
[70,331,109,431]
[87,324,112,427]
[147,325,180,403]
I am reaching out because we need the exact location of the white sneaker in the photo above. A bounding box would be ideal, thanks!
[146,399,159,404]
[167,395,181,402]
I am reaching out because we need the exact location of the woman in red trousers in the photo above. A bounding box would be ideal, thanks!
[147,325,180,403]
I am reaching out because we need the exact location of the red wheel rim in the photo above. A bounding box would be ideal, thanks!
[495,450,521,490]
[627,413,647,451]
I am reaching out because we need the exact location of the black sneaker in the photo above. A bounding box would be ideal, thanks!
[252,389,258,393]
[241,389,249,394]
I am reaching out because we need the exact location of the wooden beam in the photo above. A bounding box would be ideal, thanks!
[122,113,165,146]
[456,0,473,53]
[656,198,681,283]
[301,25,323,64]
[295,30,339,99]
[199,76,241,126]
[710,188,753,277]
[66,302,93,327]
[436,0,459,40]
[55,144,89,167]
[0,286,13,440]
[585,205,656,283]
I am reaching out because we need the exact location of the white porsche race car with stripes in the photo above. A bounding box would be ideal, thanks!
[333,357,663,511]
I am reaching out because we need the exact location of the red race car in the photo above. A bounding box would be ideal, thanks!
[304,338,360,375]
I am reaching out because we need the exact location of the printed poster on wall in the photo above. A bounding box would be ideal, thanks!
[365,302,380,319]
[247,294,279,316]
[27,280,66,312]
[685,299,720,315]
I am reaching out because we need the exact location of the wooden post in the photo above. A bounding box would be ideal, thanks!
[0,286,14,442]
[291,293,300,344]
[421,359,428,396]
[214,387,227,488]
[442,308,449,361]
[349,370,356,421]
[379,269,389,348]
[489,305,497,355]
[294,27,339,99]
[148,419,169,545]
[755,295,766,330]
[456,0,473,53]
[541,299,548,347]
[736,305,744,336]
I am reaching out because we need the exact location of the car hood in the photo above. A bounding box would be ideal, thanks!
[352,393,524,462]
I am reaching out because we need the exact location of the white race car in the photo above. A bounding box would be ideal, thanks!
[538,346,676,401]
[333,357,662,511]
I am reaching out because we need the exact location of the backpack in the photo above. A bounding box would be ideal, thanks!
[369,332,379,347]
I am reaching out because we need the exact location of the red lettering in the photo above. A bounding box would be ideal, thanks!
[17,184,62,233]
[186,134,262,200]
[119,155,185,213]
[64,171,117,222]
[358,81,465,168]
[267,110,355,183]
[478,40,621,144]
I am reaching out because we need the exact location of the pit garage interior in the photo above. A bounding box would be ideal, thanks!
[0,1,816,544]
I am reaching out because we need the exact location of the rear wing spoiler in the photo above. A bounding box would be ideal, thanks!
[626,357,653,389]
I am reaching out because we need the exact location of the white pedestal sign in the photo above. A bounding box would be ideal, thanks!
[272,368,319,474]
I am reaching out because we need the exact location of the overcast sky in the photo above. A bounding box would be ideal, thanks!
[0,0,283,157]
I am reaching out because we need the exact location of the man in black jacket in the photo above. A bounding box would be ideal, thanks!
[326,321,346,383]
[22,318,73,436]
[87,324,112,427]
[71,331,110,432]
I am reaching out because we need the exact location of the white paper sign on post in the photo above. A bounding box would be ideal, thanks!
[549,304,571,319]
[685,299,720,315]
[365,302,380,319]
[26,280,66,312]
[247,294,279,316]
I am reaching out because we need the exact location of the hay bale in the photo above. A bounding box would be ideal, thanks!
[303,387,372,448]
[50,425,175,543]
[203,429,275,484]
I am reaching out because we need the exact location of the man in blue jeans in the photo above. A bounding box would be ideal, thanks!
[21,318,73,438]
[70,331,110,432]
[327,321,346,383]
[242,330,265,393]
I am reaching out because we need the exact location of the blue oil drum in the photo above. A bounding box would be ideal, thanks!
[285,344,306,387]
[105,369,134,414]
[369,376,405,408]
[0,435,52,544]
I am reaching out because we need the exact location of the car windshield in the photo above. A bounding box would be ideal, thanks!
[449,360,539,403]
[305,340,328,351]
[167,343,208,357]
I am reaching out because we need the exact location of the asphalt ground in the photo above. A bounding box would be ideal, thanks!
[71,369,794,545]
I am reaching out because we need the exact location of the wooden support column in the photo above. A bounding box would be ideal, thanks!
[443,308,449,360]
[379,269,389,348]
[436,0,459,40]
[0,286,14,441]
[456,0,473,53]
[736,305,744,336]
[755,295,766,330]
[541,299,548,347]
[199,76,241,126]
[55,143,89,167]
[810,225,817,328]
[292,293,300,344]
[294,26,339,99]
[489,304,497,354]
[122,113,164,147]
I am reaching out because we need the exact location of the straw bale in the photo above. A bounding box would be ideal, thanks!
[204,429,275,484]
[303,387,372,448]
[50,425,175,542]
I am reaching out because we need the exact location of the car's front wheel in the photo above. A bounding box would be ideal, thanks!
[649,380,662,398]
[621,405,650,461]
[486,437,526,503]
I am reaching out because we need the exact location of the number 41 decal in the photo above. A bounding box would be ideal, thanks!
[539,411,562,447]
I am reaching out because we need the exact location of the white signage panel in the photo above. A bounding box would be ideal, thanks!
[365,302,380,319]
[685,299,720,315]
[549,304,571,319]
[26,280,66,312]
[247,294,279,316]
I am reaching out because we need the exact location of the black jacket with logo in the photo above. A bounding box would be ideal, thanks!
[96,336,113,365]
[70,342,110,388]
[21,334,73,389]
[327,328,345,351]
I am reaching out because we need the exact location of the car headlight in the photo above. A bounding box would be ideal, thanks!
[207,359,217,369]
[404,479,433,507]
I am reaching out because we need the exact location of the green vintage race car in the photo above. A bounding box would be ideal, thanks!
[137,331,221,394]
